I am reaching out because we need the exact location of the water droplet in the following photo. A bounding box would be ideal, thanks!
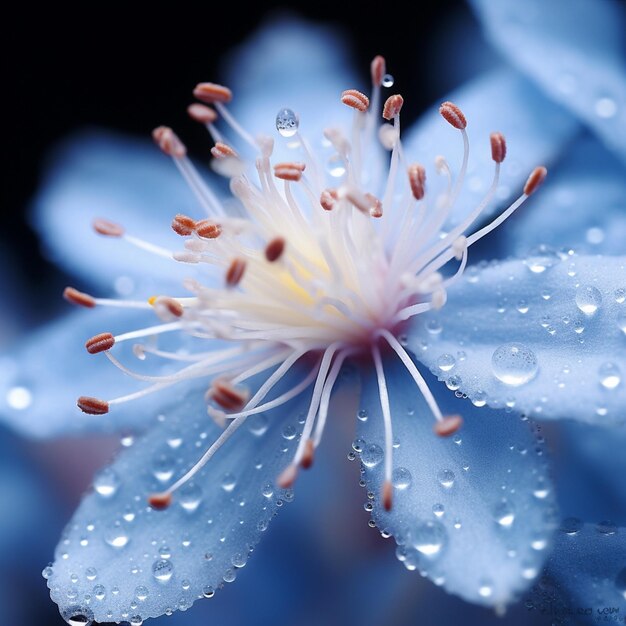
[152,559,173,583]
[275,108,299,138]
[166,436,182,449]
[85,567,97,581]
[586,226,605,245]
[203,586,215,598]
[326,154,346,178]
[135,585,149,601]
[595,520,617,535]
[104,523,129,549]
[179,483,203,513]
[282,424,296,440]
[432,503,445,518]
[392,467,412,490]
[352,438,366,452]
[261,483,274,499]
[221,472,237,492]
[437,469,455,489]
[599,362,621,389]
[437,354,456,372]
[231,552,248,568]
[559,517,582,536]
[6,386,32,410]
[93,584,106,601]
[445,375,461,391]
[181,578,191,590]
[361,444,383,468]
[410,520,447,558]
[594,96,617,119]
[93,468,120,498]
[426,319,442,335]
[615,288,626,304]
[42,565,53,579]
[524,245,559,273]
[493,501,515,528]
[615,567,626,600]
[575,285,602,314]
[247,413,268,436]
[159,546,171,559]
[223,568,237,583]
[152,452,176,482]
[382,73,394,87]
[130,616,144,626]
[492,343,538,386]
[516,299,529,314]
[62,607,94,626]
[357,409,368,422]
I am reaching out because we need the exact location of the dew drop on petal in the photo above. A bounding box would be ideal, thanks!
[595,520,617,535]
[247,413,268,436]
[361,444,383,468]
[179,483,203,513]
[437,354,456,372]
[275,108,299,138]
[203,586,215,598]
[410,521,447,558]
[392,467,412,490]
[575,285,602,314]
[599,362,621,390]
[93,468,120,498]
[492,343,538,386]
[478,580,493,598]
[221,472,237,492]
[559,517,582,535]
[493,501,515,528]
[437,469,455,489]
[62,607,94,626]
[432,503,445,518]
[135,586,149,601]
[104,523,129,549]
[152,559,173,583]
[93,585,106,601]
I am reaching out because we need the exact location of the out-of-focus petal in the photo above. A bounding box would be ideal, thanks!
[402,68,578,228]
[406,255,626,425]
[509,135,626,256]
[31,131,208,290]
[470,0,626,166]
[47,366,312,623]
[356,358,557,607]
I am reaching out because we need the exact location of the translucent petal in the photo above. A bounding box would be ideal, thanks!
[402,68,578,227]
[470,0,626,166]
[356,357,557,607]
[527,522,626,619]
[31,131,210,290]
[47,366,312,623]
[405,255,626,425]
[510,135,626,257]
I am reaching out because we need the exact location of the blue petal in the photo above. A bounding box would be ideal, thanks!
[470,0,626,166]
[356,357,557,607]
[527,522,626,622]
[402,68,578,227]
[32,131,209,290]
[47,365,313,623]
[406,255,626,425]
[509,134,626,256]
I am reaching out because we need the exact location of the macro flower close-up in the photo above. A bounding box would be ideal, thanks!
[4,1,626,625]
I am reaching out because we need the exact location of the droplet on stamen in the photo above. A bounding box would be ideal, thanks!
[225,258,246,287]
[433,415,463,437]
[408,164,426,200]
[77,396,109,415]
[265,237,286,263]
[85,332,115,355]
[193,82,233,104]
[439,101,467,130]
[523,166,548,196]
[187,103,218,124]
[148,492,172,511]
[383,94,404,120]
[63,287,96,308]
[93,218,124,238]
[171,214,196,236]
[490,132,507,163]
[371,55,386,88]
[341,89,369,112]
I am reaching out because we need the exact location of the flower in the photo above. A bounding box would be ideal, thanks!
[2,4,626,625]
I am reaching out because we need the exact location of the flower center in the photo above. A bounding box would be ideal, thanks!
[66,55,546,513]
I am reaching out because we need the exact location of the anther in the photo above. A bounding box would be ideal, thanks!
[341,89,370,112]
[490,132,507,163]
[63,286,96,308]
[408,164,426,200]
[439,101,467,130]
[148,492,172,511]
[152,126,187,157]
[273,162,304,182]
[265,237,286,262]
[371,55,386,88]
[382,480,393,512]
[154,297,184,318]
[77,396,109,415]
[433,414,463,437]
[85,332,115,354]
[172,214,196,236]
[320,188,338,211]
[300,439,315,469]
[366,193,383,218]
[277,464,298,489]
[210,379,249,411]
[93,218,124,237]
[195,219,222,239]
[187,103,218,124]
[383,94,404,120]
[193,82,233,104]
[523,166,548,196]
[225,257,246,287]
[210,142,238,159]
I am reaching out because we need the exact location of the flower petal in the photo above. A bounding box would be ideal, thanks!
[470,0,626,166]
[405,255,626,425]
[356,357,557,607]
[527,522,626,620]
[402,68,578,227]
[31,131,207,290]
[509,135,626,257]
[47,366,312,623]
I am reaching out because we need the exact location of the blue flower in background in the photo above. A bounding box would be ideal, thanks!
[2,1,626,625]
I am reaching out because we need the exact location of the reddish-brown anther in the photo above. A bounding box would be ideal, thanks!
[300,439,315,470]
[320,189,338,211]
[524,166,548,196]
[439,101,467,130]
[148,493,172,510]
[155,297,184,318]
[210,380,249,411]
[211,142,238,159]
[63,286,96,308]
[85,332,115,354]
[265,237,286,262]
[408,164,427,200]
[382,480,393,512]
[433,414,463,437]
[187,103,218,124]
[383,94,404,120]
[225,258,246,287]
[371,55,386,87]
[341,89,370,112]
[277,464,298,489]
[93,218,124,237]
[171,214,196,236]
[195,220,222,239]
[152,126,187,157]
[193,82,233,104]
[490,132,507,163]
[77,396,109,415]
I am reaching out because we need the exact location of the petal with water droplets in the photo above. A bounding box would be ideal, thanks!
[406,255,626,425]
[356,357,557,607]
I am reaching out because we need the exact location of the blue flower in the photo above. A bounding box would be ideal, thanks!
[2,5,626,625]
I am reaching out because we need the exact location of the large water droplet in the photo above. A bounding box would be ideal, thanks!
[392,467,412,490]
[93,468,120,498]
[62,607,94,626]
[361,443,383,468]
[437,469,455,489]
[179,483,203,513]
[221,473,237,492]
[275,108,299,138]
[104,523,129,549]
[599,362,621,390]
[152,452,176,482]
[575,285,602,314]
[524,245,559,273]
[493,501,515,528]
[615,567,626,600]
[492,343,538,386]
[410,521,447,558]
[93,584,106,601]
[152,559,173,583]
[559,517,582,535]
[437,354,456,372]
[382,73,394,87]
[247,413,268,436]
[595,520,617,535]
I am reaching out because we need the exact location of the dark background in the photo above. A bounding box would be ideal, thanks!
[5,1,470,309]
